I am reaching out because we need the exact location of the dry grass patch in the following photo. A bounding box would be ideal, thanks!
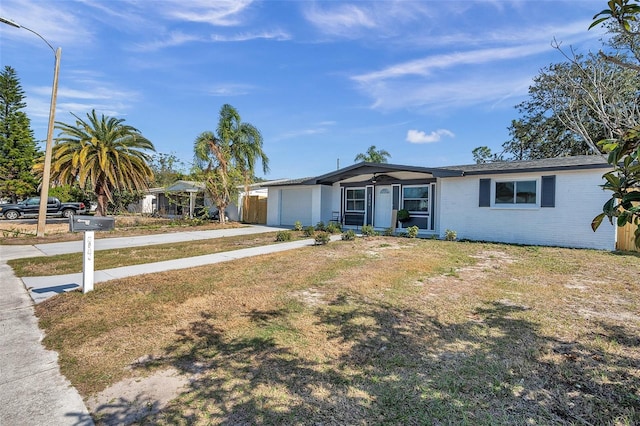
[34,238,640,425]
[9,232,293,276]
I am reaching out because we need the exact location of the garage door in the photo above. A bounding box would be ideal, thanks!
[280,189,312,226]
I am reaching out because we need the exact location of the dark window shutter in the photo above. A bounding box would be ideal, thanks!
[479,178,491,207]
[541,175,556,207]
[366,186,373,225]
[392,185,400,210]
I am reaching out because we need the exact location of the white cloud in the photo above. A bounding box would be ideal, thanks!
[56,103,127,119]
[342,6,604,113]
[210,29,291,42]
[352,44,548,84]
[302,1,434,39]
[130,27,289,52]
[159,0,255,26]
[303,4,376,36]
[276,128,327,140]
[1,0,93,48]
[406,129,455,144]
[55,86,135,101]
[76,0,155,33]
[206,84,255,96]
[274,121,336,141]
[362,73,533,112]
[132,32,207,52]
[24,70,141,124]
[399,19,598,50]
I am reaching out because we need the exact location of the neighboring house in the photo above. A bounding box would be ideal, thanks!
[151,180,241,220]
[128,181,207,218]
[264,155,617,250]
[133,179,289,223]
[127,187,163,214]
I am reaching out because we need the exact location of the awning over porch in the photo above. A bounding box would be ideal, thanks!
[165,181,205,193]
[163,181,205,218]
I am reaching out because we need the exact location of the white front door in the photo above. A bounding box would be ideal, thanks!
[374,186,393,228]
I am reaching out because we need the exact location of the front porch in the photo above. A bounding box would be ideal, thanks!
[322,164,450,234]
[266,162,461,236]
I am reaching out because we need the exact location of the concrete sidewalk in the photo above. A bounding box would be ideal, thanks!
[0,262,93,426]
[23,235,339,304]
[2,224,281,260]
[0,224,333,425]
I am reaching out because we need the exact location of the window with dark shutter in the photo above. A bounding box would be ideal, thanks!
[541,175,556,207]
[479,178,491,207]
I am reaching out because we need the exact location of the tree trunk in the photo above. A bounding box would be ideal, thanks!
[95,182,108,216]
[242,171,250,223]
[96,194,108,216]
[207,140,229,224]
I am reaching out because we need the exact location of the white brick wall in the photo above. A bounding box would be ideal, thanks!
[438,169,616,250]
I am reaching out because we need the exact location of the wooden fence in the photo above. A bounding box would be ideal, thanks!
[617,190,639,252]
[617,221,639,252]
[242,196,267,224]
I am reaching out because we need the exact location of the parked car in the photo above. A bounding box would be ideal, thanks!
[0,197,86,220]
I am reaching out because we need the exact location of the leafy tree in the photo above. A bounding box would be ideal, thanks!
[0,66,40,202]
[590,0,640,247]
[545,49,639,152]
[503,52,638,160]
[590,0,640,72]
[149,152,188,187]
[194,104,268,223]
[48,183,92,206]
[48,109,155,216]
[471,146,502,164]
[107,189,146,214]
[503,113,594,161]
[194,129,230,222]
[354,145,391,163]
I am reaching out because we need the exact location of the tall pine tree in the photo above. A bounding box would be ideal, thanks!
[0,66,40,202]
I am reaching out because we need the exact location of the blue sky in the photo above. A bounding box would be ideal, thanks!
[0,0,608,180]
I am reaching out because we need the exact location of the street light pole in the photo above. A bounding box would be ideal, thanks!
[0,17,61,237]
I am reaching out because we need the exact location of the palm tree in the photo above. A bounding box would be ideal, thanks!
[354,145,391,163]
[231,123,269,221]
[194,104,269,223]
[194,130,232,222]
[49,110,155,216]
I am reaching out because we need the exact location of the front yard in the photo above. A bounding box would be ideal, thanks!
[34,236,639,425]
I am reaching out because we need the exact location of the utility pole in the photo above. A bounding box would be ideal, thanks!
[0,17,62,237]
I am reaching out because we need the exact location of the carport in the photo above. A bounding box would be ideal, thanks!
[157,180,205,218]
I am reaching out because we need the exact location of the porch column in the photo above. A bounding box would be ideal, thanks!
[189,191,196,218]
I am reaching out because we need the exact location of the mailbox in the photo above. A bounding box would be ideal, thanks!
[69,215,115,232]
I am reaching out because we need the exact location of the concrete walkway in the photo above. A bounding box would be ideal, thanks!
[1,224,332,425]
[1,259,94,425]
[24,234,338,304]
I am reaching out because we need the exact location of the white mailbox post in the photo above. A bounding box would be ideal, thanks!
[83,229,95,293]
[69,215,115,293]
